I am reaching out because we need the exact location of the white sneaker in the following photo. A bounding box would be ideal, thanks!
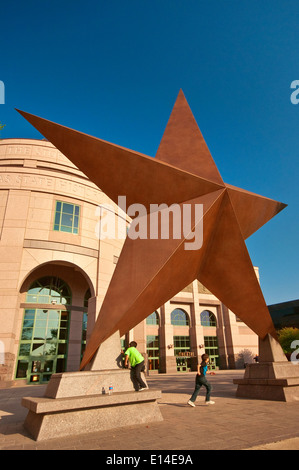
[187,400,195,407]
[205,400,215,405]
[139,387,147,391]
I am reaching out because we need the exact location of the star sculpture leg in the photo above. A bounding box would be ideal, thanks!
[17,90,286,370]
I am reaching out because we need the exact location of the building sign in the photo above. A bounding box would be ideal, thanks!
[0,172,102,204]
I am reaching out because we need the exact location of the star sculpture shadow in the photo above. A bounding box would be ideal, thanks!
[17,90,286,369]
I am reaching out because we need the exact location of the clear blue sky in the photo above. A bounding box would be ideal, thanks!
[1,1,298,305]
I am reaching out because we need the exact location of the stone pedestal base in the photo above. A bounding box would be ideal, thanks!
[44,368,141,398]
[234,363,299,401]
[21,332,163,441]
[22,369,163,441]
[234,334,299,402]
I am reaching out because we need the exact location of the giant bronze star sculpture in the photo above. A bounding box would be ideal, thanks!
[17,90,286,370]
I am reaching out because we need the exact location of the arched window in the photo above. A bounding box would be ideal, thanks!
[171,308,190,326]
[146,311,159,325]
[200,310,217,327]
[84,288,91,309]
[16,277,72,384]
[26,276,71,305]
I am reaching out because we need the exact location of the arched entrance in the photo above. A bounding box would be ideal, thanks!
[171,308,192,372]
[146,311,160,372]
[16,262,94,384]
[200,310,219,370]
[16,276,71,384]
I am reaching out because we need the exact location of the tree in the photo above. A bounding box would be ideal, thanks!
[0,122,6,138]
[277,327,299,355]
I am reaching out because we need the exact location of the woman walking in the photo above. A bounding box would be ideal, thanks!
[187,353,215,407]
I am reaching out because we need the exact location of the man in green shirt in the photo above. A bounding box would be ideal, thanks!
[124,341,147,391]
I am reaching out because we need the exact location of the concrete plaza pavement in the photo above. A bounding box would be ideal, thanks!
[0,370,299,450]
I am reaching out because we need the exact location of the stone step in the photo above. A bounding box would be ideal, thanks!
[22,388,161,414]
[233,377,299,387]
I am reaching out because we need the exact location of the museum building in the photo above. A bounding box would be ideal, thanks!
[0,139,258,386]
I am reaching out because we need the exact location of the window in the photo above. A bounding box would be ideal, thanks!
[26,276,71,305]
[16,277,72,384]
[204,336,219,370]
[146,311,159,325]
[173,335,191,355]
[121,338,127,351]
[173,335,192,372]
[81,289,91,359]
[171,308,189,326]
[16,308,70,383]
[54,201,80,234]
[147,335,160,371]
[200,310,217,327]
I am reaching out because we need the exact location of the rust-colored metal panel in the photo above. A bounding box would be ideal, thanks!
[226,184,287,239]
[16,109,223,213]
[115,190,226,337]
[156,89,223,184]
[17,90,286,370]
[80,189,226,369]
[198,191,277,339]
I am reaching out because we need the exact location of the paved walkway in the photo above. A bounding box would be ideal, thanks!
[0,370,299,450]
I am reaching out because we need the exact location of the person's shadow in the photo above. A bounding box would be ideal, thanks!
[116,352,125,368]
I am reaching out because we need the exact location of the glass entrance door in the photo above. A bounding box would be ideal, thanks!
[29,358,55,384]
[176,356,191,372]
[204,336,219,370]
[147,335,160,371]
[173,336,192,372]
[16,309,69,384]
